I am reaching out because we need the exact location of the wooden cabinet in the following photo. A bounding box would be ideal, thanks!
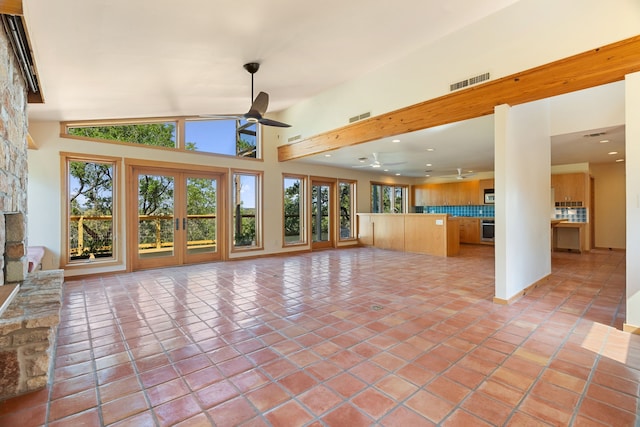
[478,179,494,204]
[413,181,480,206]
[458,217,480,244]
[551,173,587,206]
[458,180,479,205]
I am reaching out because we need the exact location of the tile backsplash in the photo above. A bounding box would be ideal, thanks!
[553,207,588,222]
[415,205,588,223]
[417,205,495,217]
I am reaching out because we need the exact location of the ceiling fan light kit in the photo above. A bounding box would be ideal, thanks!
[201,62,291,128]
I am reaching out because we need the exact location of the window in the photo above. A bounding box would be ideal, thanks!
[283,175,306,246]
[65,154,118,265]
[339,180,356,240]
[232,171,262,249]
[184,119,258,157]
[67,122,177,148]
[371,183,407,213]
[64,117,261,159]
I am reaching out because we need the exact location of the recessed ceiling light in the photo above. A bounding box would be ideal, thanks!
[608,151,618,155]
[599,139,609,143]
[383,169,389,172]
[425,174,430,177]
[616,158,625,162]
[324,154,331,157]
[426,148,435,152]
[392,139,400,143]
[395,173,401,176]
[426,163,432,167]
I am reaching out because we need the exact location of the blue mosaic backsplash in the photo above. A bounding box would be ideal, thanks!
[553,207,588,222]
[415,205,588,222]
[417,205,495,217]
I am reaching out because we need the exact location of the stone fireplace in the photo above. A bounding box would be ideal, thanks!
[0,21,63,400]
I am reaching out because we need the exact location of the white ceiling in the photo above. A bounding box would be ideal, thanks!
[22,0,625,177]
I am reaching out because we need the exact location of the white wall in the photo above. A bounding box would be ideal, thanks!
[494,101,551,301]
[276,0,640,143]
[27,122,412,276]
[591,162,626,249]
[626,72,640,329]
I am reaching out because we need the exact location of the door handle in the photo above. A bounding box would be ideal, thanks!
[175,218,179,230]
[183,218,186,230]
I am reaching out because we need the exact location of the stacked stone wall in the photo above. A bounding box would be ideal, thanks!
[0,19,29,286]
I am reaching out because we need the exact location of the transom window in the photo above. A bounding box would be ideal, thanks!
[64,117,260,159]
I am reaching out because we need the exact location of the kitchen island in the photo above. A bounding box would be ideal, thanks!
[357,213,459,257]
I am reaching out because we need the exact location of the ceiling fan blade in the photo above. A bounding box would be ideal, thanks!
[249,91,269,117]
[258,117,291,128]
[383,161,407,166]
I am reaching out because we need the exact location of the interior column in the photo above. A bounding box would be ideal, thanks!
[625,71,640,332]
[494,101,552,302]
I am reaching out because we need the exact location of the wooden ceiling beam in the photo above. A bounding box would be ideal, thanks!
[278,34,640,162]
[0,0,23,15]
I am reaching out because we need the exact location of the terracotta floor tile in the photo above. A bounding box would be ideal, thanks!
[147,378,191,407]
[349,360,388,383]
[426,376,471,405]
[278,370,318,395]
[505,411,555,427]
[246,382,290,412]
[208,396,257,427]
[153,394,202,427]
[326,372,367,398]
[48,408,102,427]
[0,404,47,427]
[375,375,418,400]
[48,388,98,422]
[322,403,373,427]
[441,408,494,427]
[2,247,634,427]
[99,375,143,403]
[352,388,396,420]
[265,400,313,427]
[461,391,512,425]
[380,406,436,427]
[299,385,343,416]
[195,379,240,409]
[519,394,573,426]
[101,391,149,425]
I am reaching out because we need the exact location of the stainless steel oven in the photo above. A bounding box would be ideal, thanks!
[481,219,495,242]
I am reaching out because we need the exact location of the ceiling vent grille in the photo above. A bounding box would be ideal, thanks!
[450,72,490,92]
[287,134,302,143]
[349,112,371,123]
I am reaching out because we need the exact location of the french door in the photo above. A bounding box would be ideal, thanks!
[311,178,335,250]
[129,165,223,270]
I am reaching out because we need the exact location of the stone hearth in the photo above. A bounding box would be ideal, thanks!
[0,269,62,399]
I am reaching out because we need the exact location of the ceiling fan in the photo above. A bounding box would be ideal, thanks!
[452,168,476,180]
[201,62,291,128]
[353,152,406,169]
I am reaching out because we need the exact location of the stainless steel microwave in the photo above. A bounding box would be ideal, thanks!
[484,189,495,204]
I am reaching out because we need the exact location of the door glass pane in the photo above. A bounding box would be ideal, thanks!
[138,174,175,258]
[312,184,330,243]
[339,181,355,239]
[186,177,217,255]
[233,173,260,248]
[284,177,305,245]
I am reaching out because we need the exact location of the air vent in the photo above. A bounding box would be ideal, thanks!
[450,72,490,92]
[287,134,302,143]
[349,112,371,123]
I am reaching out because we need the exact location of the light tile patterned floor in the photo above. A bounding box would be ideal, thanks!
[1,245,638,426]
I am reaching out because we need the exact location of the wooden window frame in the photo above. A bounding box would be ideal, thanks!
[230,169,264,252]
[282,174,308,247]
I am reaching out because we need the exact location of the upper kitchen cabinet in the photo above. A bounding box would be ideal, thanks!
[457,180,479,205]
[552,173,588,207]
[478,179,494,204]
